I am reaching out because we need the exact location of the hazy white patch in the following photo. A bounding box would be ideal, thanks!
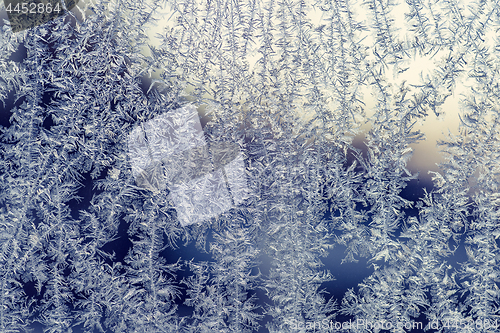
[170,169,233,227]
[143,105,207,162]
[224,153,250,205]
[128,104,250,225]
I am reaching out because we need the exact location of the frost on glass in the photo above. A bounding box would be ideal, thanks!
[1,0,500,331]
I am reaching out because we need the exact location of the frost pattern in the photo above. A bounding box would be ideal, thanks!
[1,0,500,332]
